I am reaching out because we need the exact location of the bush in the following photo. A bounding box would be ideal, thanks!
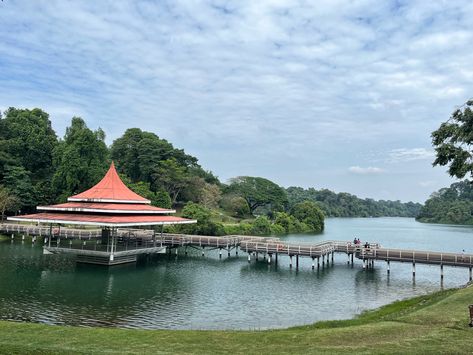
[179,202,225,236]
[290,201,324,232]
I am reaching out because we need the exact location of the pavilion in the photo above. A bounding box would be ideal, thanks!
[8,162,196,265]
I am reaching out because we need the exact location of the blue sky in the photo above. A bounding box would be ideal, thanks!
[1,0,472,202]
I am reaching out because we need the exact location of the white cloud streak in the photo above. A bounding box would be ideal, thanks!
[348,166,385,175]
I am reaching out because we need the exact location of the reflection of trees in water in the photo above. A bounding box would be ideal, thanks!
[0,241,200,328]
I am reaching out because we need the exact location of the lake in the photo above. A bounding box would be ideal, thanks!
[0,217,472,330]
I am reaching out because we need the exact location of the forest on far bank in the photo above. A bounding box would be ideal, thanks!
[0,107,422,235]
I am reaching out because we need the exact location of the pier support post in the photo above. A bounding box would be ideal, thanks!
[331,252,334,263]
[363,259,366,270]
[347,254,350,265]
[469,267,472,282]
[322,254,325,267]
[296,255,299,270]
[387,260,390,275]
[22,234,25,241]
[290,256,293,268]
[312,257,315,270]
[268,254,271,264]
[275,253,278,264]
[202,248,205,257]
[440,264,444,281]
[175,247,178,256]
[256,252,258,261]
[228,250,231,257]
[412,262,416,278]
[11,234,14,240]
[351,253,354,264]
[219,248,222,259]
[236,249,239,256]
[185,247,188,256]
[248,254,251,263]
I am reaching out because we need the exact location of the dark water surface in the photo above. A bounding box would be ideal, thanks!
[1,217,472,330]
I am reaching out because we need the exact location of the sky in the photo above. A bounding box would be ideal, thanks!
[1,0,472,203]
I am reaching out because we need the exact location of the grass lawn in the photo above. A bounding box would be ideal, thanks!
[0,284,472,354]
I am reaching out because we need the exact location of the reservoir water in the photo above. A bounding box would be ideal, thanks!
[1,217,472,330]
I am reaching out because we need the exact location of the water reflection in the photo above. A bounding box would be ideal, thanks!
[0,217,472,329]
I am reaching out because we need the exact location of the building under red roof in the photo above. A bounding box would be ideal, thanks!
[8,162,196,228]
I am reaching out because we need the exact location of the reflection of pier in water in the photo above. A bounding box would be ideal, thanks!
[1,222,472,281]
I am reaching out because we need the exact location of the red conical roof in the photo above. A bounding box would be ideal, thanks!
[68,162,151,204]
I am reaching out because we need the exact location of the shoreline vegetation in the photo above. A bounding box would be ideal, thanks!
[0,108,421,237]
[0,284,472,354]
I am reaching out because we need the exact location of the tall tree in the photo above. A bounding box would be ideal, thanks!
[432,99,473,179]
[110,128,199,184]
[0,108,57,181]
[0,186,19,222]
[52,117,109,200]
[226,176,287,215]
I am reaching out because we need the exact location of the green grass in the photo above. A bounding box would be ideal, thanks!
[0,285,472,354]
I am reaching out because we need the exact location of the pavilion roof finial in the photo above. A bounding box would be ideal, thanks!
[67,162,151,204]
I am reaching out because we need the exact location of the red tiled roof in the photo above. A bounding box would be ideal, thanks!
[37,202,174,214]
[68,162,150,204]
[9,213,196,227]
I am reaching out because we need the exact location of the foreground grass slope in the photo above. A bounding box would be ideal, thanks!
[0,285,472,354]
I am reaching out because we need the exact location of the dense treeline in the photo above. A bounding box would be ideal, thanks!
[416,181,473,225]
[0,107,421,234]
[287,187,422,218]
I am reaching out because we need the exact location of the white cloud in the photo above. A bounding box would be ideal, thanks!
[388,148,435,162]
[0,0,471,202]
[419,180,436,188]
[348,166,385,175]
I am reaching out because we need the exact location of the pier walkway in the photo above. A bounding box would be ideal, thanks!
[1,223,472,280]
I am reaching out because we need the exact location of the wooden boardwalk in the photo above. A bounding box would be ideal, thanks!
[1,223,472,280]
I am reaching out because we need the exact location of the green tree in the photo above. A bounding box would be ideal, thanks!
[226,176,287,215]
[3,166,35,211]
[179,202,224,236]
[250,216,272,235]
[432,100,473,179]
[52,117,109,200]
[290,201,325,232]
[0,108,57,180]
[152,158,189,204]
[220,195,250,218]
[0,186,19,222]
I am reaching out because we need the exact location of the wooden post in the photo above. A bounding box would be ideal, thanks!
[363,259,366,269]
[412,262,416,277]
[387,260,390,275]
[248,254,251,263]
[268,254,271,264]
[219,248,222,259]
[440,264,444,281]
[351,253,354,264]
[322,254,325,267]
[317,256,320,269]
[296,255,299,270]
[469,267,472,282]
[202,248,205,257]
[331,252,334,263]
[275,253,278,264]
[290,256,293,268]
[312,257,315,270]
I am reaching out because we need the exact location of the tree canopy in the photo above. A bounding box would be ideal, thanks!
[52,117,109,200]
[226,176,287,215]
[416,181,473,225]
[286,187,421,218]
[432,100,473,180]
